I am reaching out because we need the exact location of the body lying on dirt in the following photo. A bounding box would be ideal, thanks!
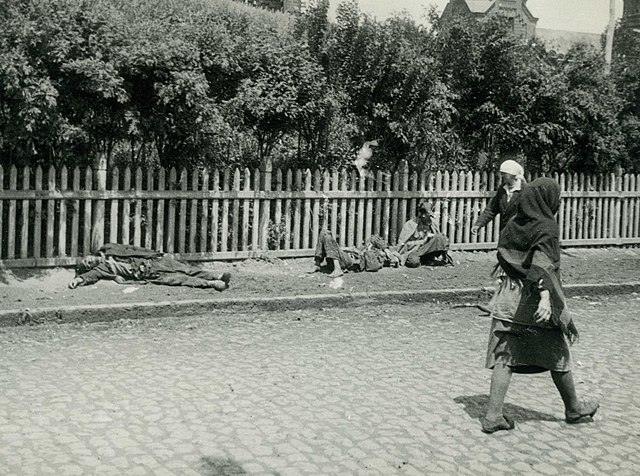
[69,243,231,291]
[313,230,402,277]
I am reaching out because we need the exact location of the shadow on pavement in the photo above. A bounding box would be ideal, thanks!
[454,394,560,422]
[199,456,247,475]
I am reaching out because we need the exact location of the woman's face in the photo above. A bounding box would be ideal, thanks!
[417,209,430,225]
[501,172,516,187]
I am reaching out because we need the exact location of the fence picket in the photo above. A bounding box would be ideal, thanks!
[274,169,283,250]
[156,168,165,252]
[596,174,604,239]
[200,169,209,253]
[602,174,610,239]
[303,169,312,249]
[242,168,251,251]
[134,167,143,247]
[374,170,383,237]
[121,167,131,246]
[330,169,339,237]
[348,170,357,247]
[57,167,66,257]
[614,171,622,239]
[20,166,30,258]
[231,168,241,252]
[166,168,177,252]
[409,170,419,220]
[456,171,466,244]
[250,169,259,251]
[470,172,479,244]
[390,169,399,244]
[283,170,293,250]
[463,171,473,244]
[190,169,199,253]
[356,171,365,247]
[46,166,55,257]
[210,169,219,253]
[7,166,17,259]
[312,169,321,247]
[145,169,154,249]
[293,170,302,249]
[478,172,488,243]
[71,167,80,256]
[83,167,92,254]
[365,171,374,241]
[222,169,231,253]
[321,169,330,233]
[260,160,272,251]
[34,167,43,258]
[570,173,578,240]
[110,168,120,245]
[399,162,409,242]
[178,169,188,253]
[622,173,630,238]
[441,171,450,241]
[577,173,585,240]
[339,169,348,247]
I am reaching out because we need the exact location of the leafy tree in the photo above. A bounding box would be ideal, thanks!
[613,20,640,172]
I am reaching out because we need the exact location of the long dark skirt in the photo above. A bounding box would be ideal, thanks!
[485,276,571,373]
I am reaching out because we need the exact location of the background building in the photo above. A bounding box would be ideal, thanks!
[440,0,538,40]
[283,0,307,14]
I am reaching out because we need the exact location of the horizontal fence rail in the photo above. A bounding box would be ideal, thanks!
[0,161,639,268]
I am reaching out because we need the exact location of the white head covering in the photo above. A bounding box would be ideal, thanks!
[499,159,525,180]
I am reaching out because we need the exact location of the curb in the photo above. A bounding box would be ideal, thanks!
[1,282,639,327]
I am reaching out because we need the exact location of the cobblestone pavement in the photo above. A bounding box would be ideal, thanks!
[0,295,639,475]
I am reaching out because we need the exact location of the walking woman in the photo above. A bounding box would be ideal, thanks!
[482,178,599,433]
[471,159,526,235]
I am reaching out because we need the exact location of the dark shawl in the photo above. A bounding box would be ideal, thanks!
[497,178,578,343]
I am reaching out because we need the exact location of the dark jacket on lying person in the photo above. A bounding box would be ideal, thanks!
[70,243,230,291]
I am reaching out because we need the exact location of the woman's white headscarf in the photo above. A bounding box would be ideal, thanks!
[499,159,525,199]
[499,159,525,181]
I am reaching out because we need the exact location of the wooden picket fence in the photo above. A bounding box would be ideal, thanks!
[0,160,639,268]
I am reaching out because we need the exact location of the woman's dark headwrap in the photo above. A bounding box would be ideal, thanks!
[497,178,578,343]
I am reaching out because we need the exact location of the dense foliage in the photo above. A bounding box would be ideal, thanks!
[0,0,637,173]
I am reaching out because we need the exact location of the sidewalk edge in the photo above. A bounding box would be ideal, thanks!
[1,282,639,327]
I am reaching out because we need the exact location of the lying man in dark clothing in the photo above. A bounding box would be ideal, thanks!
[69,243,231,291]
[313,230,401,277]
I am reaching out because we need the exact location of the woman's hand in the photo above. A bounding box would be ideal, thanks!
[534,290,552,323]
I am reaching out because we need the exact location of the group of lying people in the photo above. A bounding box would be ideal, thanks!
[68,157,600,433]
[312,200,453,278]
[69,192,458,290]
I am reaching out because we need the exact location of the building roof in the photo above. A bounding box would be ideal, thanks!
[464,1,495,14]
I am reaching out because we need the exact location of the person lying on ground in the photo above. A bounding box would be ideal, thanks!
[481,177,598,434]
[69,243,231,291]
[397,200,453,268]
[312,230,401,278]
[471,158,526,235]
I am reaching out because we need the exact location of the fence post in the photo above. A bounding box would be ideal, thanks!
[615,166,623,241]
[259,157,273,250]
[91,152,107,253]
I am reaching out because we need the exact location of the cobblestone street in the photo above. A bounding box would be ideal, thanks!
[1,295,639,475]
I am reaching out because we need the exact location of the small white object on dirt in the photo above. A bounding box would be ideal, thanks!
[329,277,344,289]
[122,287,139,294]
